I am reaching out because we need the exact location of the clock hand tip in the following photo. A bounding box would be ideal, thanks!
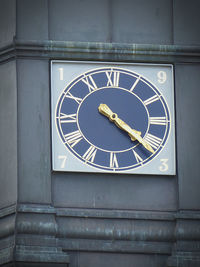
[146,144,154,153]
[98,103,105,113]
[98,103,107,108]
[98,104,113,116]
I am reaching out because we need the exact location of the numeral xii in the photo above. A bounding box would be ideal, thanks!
[106,71,120,87]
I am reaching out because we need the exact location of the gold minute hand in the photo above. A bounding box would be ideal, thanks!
[98,104,154,153]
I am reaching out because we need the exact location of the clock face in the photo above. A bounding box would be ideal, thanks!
[51,61,175,175]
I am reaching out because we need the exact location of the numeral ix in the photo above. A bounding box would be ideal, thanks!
[59,112,77,123]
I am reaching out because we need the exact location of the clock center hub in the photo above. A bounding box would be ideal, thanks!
[77,87,149,152]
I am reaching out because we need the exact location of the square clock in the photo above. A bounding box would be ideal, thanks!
[51,61,176,175]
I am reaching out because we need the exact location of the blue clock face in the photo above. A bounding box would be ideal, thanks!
[55,67,170,172]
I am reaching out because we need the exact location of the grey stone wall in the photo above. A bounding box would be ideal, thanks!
[0,0,200,266]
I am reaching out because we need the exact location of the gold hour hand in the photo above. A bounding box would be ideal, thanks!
[98,104,154,153]
[98,104,141,139]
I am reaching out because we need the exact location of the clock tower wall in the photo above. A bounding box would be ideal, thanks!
[0,0,200,267]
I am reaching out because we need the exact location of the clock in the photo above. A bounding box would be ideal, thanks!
[51,61,175,175]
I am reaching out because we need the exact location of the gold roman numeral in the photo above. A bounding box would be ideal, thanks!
[110,152,119,169]
[143,133,162,150]
[64,130,83,147]
[59,112,77,123]
[105,70,120,87]
[144,95,160,106]
[149,117,167,125]
[83,145,97,163]
[82,75,98,92]
[65,91,82,104]
[132,150,143,164]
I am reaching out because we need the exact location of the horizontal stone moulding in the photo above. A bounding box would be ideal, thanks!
[16,213,57,236]
[15,205,200,243]
[60,238,172,255]
[15,245,69,264]
[0,214,15,239]
[17,204,175,221]
[57,217,175,242]
[176,220,200,241]
[0,39,200,63]
[0,204,16,219]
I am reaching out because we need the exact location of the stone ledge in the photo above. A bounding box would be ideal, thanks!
[61,238,172,255]
[0,39,200,63]
[0,205,16,219]
[168,252,200,267]
[18,204,175,221]
[0,247,14,266]
[15,245,69,264]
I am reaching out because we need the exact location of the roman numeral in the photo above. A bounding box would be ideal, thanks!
[59,112,77,123]
[110,152,119,169]
[83,145,97,163]
[64,130,83,147]
[143,133,162,150]
[82,75,98,92]
[65,91,82,104]
[132,150,143,164]
[106,71,120,87]
[130,76,140,92]
[149,117,167,125]
[143,94,160,106]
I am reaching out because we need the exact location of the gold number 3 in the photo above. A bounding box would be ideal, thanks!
[159,159,169,172]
